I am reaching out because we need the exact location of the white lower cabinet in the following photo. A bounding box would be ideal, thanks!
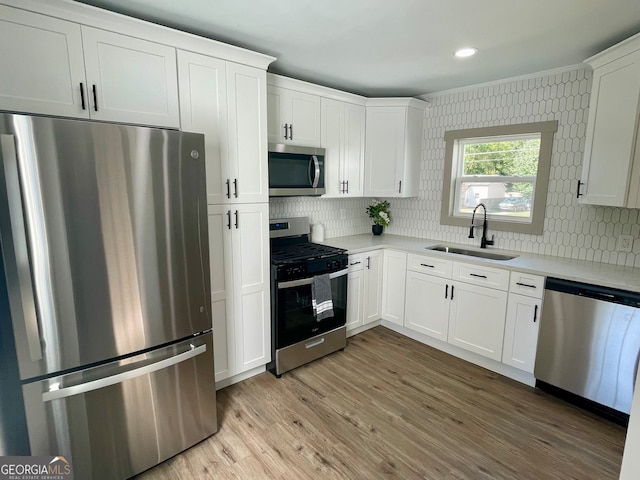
[347,250,383,332]
[502,271,545,373]
[381,250,407,325]
[208,203,270,383]
[404,271,450,341]
[448,282,508,361]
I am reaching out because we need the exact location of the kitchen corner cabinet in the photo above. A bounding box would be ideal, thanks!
[321,98,365,197]
[0,5,179,127]
[208,203,270,382]
[178,52,268,204]
[502,272,544,373]
[381,250,407,325]
[580,33,640,207]
[267,85,321,146]
[364,98,427,198]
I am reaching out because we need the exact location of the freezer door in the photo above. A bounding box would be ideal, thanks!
[0,114,211,379]
[22,332,217,480]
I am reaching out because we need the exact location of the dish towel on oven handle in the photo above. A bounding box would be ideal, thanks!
[312,273,334,321]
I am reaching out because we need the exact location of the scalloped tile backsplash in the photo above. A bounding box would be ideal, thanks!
[270,66,640,268]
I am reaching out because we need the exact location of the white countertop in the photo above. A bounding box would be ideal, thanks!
[320,233,640,293]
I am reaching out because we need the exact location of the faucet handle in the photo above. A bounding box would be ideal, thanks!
[486,234,495,246]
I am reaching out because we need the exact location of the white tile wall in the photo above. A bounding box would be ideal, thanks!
[272,66,640,267]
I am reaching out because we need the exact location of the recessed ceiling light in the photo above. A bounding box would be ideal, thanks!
[454,47,478,58]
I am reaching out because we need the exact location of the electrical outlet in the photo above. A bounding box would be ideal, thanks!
[617,234,634,252]
[340,208,346,220]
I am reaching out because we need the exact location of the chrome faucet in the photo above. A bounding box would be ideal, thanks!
[468,203,495,249]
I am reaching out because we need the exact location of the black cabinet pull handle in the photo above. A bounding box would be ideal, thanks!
[226,210,231,230]
[366,256,370,269]
[515,282,536,289]
[345,180,349,194]
[420,263,435,268]
[80,83,86,110]
[233,179,238,198]
[350,261,361,266]
[445,284,448,299]
[92,84,98,111]
[534,304,538,322]
[576,180,584,198]
[226,179,231,198]
[470,273,487,279]
[234,210,239,229]
[289,124,293,141]
[284,123,288,140]
[451,285,454,300]
[398,181,402,194]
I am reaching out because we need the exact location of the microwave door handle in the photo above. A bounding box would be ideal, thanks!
[310,155,320,188]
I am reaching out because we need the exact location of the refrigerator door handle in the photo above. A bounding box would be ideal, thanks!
[42,343,207,402]
[0,135,42,361]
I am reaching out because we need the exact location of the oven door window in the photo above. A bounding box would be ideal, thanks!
[276,274,346,348]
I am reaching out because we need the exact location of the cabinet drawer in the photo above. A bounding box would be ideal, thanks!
[509,272,545,298]
[348,253,364,272]
[453,262,510,291]
[407,254,452,278]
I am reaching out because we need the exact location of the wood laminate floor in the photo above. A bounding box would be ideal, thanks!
[136,327,626,479]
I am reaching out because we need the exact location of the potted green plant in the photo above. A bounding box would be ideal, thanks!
[366,199,391,235]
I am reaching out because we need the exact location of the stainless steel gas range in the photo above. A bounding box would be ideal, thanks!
[268,217,348,377]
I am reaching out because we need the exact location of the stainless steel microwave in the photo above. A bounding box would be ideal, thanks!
[268,143,326,196]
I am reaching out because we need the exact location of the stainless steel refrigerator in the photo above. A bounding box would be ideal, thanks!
[0,113,217,478]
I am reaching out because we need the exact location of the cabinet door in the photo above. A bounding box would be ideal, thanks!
[178,51,229,205]
[502,294,541,373]
[448,282,508,361]
[364,106,406,197]
[227,63,268,203]
[342,102,366,197]
[81,26,180,128]
[207,205,235,382]
[381,250,407,325]
[363,250,383,325]
[320,98,344,197]
[267,86,320,146]
[346,269,365,332]
[231,204,271,373]
[0,6,88,118]
[580,51,640,206]
[404,272,450,341]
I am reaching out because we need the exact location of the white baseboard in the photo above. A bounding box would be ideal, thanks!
[215,365,266,391]
[347,320,381,338]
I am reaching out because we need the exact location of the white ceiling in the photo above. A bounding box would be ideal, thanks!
[74,0,640,96]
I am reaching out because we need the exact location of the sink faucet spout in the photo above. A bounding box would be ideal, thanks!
[470,203,495,249]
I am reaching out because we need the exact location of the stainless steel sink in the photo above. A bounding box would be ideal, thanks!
[426,245,518,261]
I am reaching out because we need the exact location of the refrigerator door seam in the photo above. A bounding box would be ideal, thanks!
[42,344,206,402]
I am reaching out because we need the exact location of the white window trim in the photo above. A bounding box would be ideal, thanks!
[440,121,558,235]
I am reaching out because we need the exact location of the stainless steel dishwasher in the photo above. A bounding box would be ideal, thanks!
[535,277,640,418]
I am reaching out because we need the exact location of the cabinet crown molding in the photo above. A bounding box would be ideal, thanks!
[584,31,640,70]
[267,73,367,105]
[1,0,276,69]
[365,97,429,109]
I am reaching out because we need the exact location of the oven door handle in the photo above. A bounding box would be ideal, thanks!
[277,268,348,289]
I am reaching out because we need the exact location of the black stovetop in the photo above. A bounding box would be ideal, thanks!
[270,241,345,265]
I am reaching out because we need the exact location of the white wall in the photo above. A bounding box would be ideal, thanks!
[272,65,640,268]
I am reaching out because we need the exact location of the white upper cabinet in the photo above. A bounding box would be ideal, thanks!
[267,85,321,146]
[178,51,229,204]
[81,26,180,128]
[178,52,268,204]
[0,6,88,118]
[364,98,427,198]
[226,63,268,203]
[580,33,640,207]
[0,5,180,127]
[321,98,365,197]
